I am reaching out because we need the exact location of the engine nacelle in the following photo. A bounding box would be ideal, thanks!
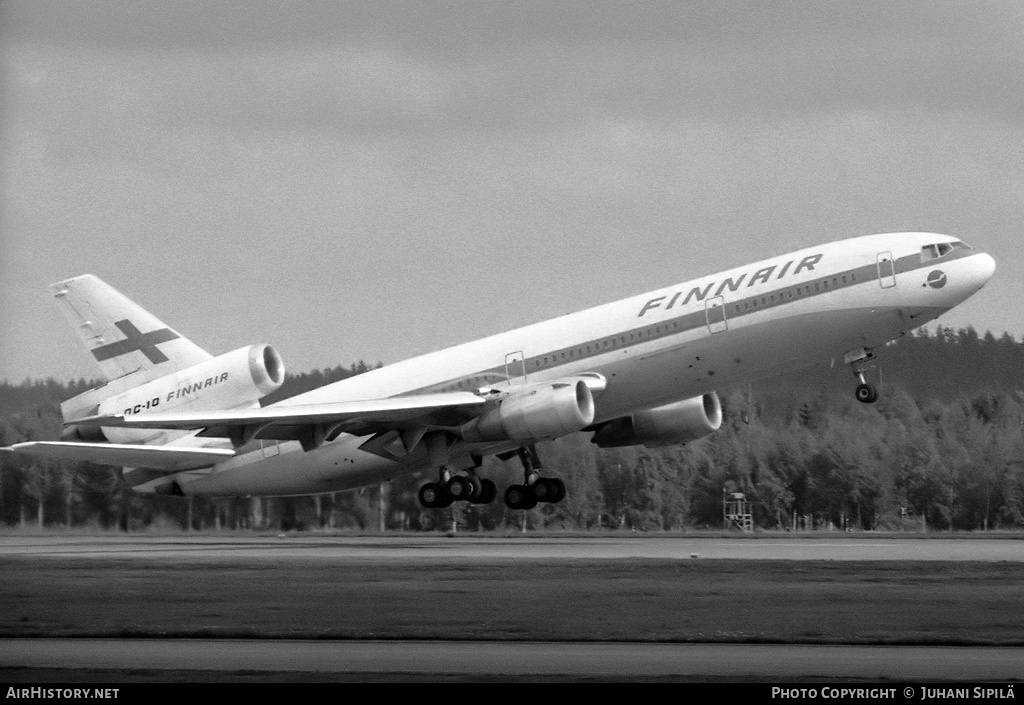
[73,344,285,445]
[460,380,595,443]
[591,392,722,448]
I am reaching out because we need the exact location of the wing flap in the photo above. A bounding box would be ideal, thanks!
[2,442,234,472]
[72,392,488,440]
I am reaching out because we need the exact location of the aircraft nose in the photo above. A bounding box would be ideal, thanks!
[974,252,996,286]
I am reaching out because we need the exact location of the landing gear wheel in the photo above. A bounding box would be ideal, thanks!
[464,474,483,501]
[473,478,497,504]
[550,478,566,503]
[446,475,471,500]
[419,482,452,508]
[531,477,556,502]
[505,484,537,510]
[524,476,567,504]
[855,383,878,404]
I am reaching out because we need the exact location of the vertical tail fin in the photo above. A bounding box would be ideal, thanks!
[51,275,212,384]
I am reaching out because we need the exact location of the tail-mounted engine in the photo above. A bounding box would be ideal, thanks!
[62,344,285,445]
[591,392,722,448]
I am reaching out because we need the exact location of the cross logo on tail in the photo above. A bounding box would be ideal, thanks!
[91,320,180,364]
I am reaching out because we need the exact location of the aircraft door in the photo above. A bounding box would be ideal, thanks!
[877,252,896,289]
[505,351,527,385]
[705,296,728,334]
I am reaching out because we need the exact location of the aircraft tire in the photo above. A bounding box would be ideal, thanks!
[531,477,553,502]
[504,485,524,509]
[505,484,537,510]
[550,478,566,503]
[855,383,878,404]
[446,475,471,500]
[473,479,496,504]
[419,482,450,508]
[465,474,483,501]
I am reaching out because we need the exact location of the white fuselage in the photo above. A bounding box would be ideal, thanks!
[132,232,995,496]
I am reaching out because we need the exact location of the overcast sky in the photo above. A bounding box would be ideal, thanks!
[2,0,1022,383]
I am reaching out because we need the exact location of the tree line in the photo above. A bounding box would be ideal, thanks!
[2,326,1023,532]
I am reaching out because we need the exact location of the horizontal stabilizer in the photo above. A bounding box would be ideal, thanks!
[2,442,235,472]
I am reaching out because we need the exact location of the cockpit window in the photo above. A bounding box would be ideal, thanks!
[921,241,970,262]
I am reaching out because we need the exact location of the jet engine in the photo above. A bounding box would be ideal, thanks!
[63,344,285,445]
[591,392,722,448]
[460,380,595,442]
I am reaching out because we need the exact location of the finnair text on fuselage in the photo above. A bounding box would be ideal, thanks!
[637,252,824,317]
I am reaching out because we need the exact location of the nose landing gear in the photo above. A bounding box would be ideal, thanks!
[845,348,879,404]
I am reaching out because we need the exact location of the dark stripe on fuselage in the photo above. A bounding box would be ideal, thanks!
[416,246,975,394]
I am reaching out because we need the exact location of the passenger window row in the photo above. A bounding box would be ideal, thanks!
[735,272,855,313]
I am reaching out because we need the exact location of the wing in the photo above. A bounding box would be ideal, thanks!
[2,442,235,472]
[72,392,489,453]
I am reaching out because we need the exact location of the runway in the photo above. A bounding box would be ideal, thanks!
[2,639,1022,682]
[2,533,1022,682]
[1,533,1022,562]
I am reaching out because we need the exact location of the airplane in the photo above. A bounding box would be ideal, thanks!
[2,232,996,509]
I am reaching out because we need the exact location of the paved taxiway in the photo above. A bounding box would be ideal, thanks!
[1,533,1022,561]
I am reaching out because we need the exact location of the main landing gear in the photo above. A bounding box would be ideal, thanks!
[845,348,879,404]
[418,472,497,509]
[418,446,497,509]
[504,445,566,510]
[417,433,498,509]
[415,438,566,510]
